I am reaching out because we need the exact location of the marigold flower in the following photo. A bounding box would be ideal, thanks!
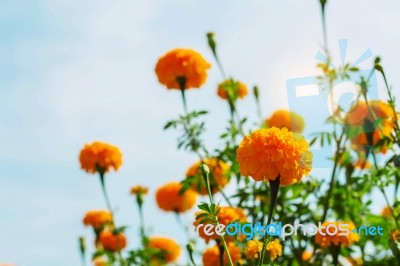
[381,206,392,218]
[202,242,242,266]
[345,100,396,153]
[79,141,122,174]
[186,158,230,195]
[130,185,149,195]
[155,48,211,90]
[266,238,282,261]
[236,128,313,186]
[266,109,305,133]
[217,79,248,101]
[245,239,262,259]
[390,229,400,241]
[83,210,113,229]
[92,257,107,266]
[155,182,197,213]
[315,221,360,248]
[99,230,127,252]
[148,237,181,263]
[193,206,247,243]
[302,251,313,261]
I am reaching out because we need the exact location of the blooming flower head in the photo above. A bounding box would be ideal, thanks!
[186,158,230,195]
[236,128,313,186]
[245,240,262,259]
[130,185,149,195]
[202,242,242,266]
[83,210,113,229]
[315,221,360,248]
[266,238,283,261]
[345,100,396,153]
[155,182,197,213]
[147,237,181,263]
[155,48,211,90]
[302,251,313,261]
[217,79,248,101]
[265,109,305,133]
[99,230,127,252]
[79,141,123,174]
[381,206,392,218]
[193,206,247,243]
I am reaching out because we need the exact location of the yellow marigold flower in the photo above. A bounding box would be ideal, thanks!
[302,251,313,261]
[79,141,122,174]
[315,221,360,248]
[130,185,149,195]
[193,206,247,243]
[381,206,392,217]
[266,238,282,261]
[202,242,242,266]
[99,230,127,252]
[92,257,107,266]
[155,182,197,213]
[266,109,305,133]
[83,210,113,229]
[148,237,181,263]
[245,240,262,259]
[186,158,230,195]
[236,128,313,186]
[217,79,248,101]
[346,100,395,153]
[155,48,211,90]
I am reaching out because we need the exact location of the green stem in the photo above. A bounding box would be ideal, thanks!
[99,171,113,214]
[177,76,188,114]
[218,186,233,207]
[138,202,145,239]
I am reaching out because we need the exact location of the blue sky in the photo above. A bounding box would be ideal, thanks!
[1,1,400,265]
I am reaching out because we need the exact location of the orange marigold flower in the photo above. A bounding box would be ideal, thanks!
[381,206,392,218]
[83,210,113,229]
[245,240,262,259]
[390,229,400,241]
[236,128,313,186]
[266,238,282,261]
[130,185,149,195]
[148,237,181,263]
[315,221,360,248]
[193,206,247,243]
[217,79,248,101]
[79,141,122,174]
[155,182,197,213]
[186,158,230,195]
[302,251,313,261]
[266,109,305,133]
[99,230,127,252]
[346,100,396,153]
[92,257,107,266]
[155,48,211,90]
[202,242,242,266]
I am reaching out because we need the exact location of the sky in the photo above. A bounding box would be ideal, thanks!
[1,0,400,265]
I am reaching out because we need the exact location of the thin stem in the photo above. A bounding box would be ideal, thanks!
[175,211,190,240]
[99,171,113,214]
[177,76,188,114]
[218,186,233,207]
[138,202,145,239]
[319,0,329,53]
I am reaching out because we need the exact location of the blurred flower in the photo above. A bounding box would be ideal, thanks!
[381,206,392,218]
[266,110,305,133]
[130,185,149,195]
[266,238,282,261]
[346,100,396,153]
[186,158,230,195]
[302,251,313,261]
[155,48,211,90]
[92,257,107,266]
[79,141,122,174]
[347,257,363,266]
[202,242,242,266]
[99,230,127,252]
[83,210,113,229]
[315,221,360,248]
[155,182,197,213]
[236,128,313,186]
[390,229,400,241]
[245,239,262,259]
[193,206,247,243]
[148,237,181,263]
[217,79,248,101]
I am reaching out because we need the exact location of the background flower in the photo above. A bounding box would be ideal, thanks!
[315,221,360,248]
[265,109,305,133]
[202,242,242,266]
[217,79,248,101]
[83,210,113,229]
[99,230,127,252]
[155,182,197,213]
[79,141,123,174]
[147,237,181,263]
